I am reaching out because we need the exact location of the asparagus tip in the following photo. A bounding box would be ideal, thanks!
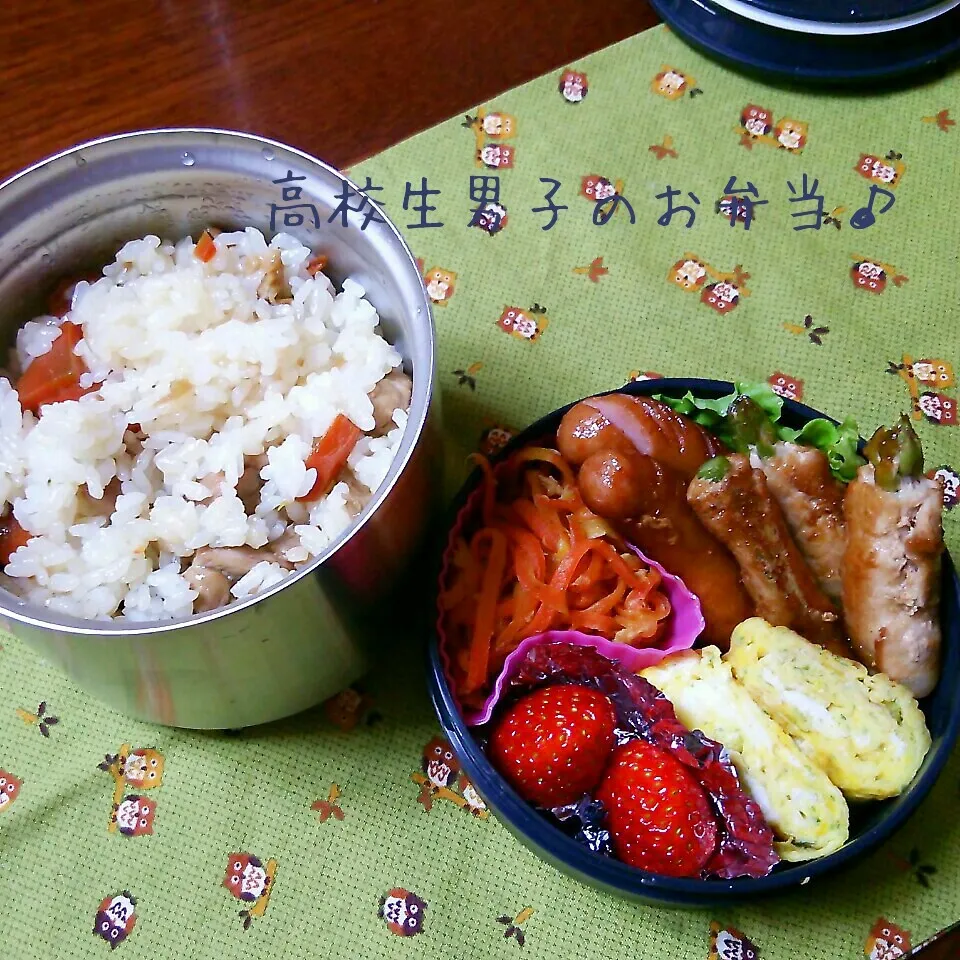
[864,414,924,490]
[697,456,730,481]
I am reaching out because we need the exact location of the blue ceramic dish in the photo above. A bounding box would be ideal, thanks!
[427,378,960,906]
[739,0,953,24]
[648,0,960,83]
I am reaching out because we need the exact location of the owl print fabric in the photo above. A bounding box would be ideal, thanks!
[1,21,960,960]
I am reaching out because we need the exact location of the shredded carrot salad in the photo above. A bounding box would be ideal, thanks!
[439,447,671,704]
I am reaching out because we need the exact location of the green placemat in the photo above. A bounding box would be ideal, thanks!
[2,25,959,960]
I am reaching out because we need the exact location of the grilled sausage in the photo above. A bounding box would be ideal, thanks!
[577,447,753,648]
[558,394,726,480]
[557,401,634,464]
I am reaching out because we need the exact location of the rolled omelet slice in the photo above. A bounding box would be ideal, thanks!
[641,647,849,862]
[726,618,931,801]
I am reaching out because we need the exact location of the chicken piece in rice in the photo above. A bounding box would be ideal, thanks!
[0,229,412,620]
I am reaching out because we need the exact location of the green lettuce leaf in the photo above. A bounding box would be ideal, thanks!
[654,382,865,482]
[657,381,782,446]
[777,416,865,483]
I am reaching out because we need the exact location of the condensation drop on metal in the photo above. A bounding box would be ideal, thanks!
[181,152,196,167]
[261,147,276,161]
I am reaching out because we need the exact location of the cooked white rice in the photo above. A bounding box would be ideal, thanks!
[0,228,410,621]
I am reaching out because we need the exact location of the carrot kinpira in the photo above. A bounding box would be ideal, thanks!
[469,453,498,526]
[514,498,567,552]
[463,529,508,695]
[439,448,672,705]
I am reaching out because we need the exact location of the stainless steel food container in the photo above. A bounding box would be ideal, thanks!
[0,129,439,728]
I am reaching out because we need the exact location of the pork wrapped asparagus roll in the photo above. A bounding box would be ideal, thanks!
[759,443,846,603]
[842,416,943,698]
[687,453,849,656]
[726,397,847,602]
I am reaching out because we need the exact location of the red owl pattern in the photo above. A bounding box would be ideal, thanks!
[865,917,912,959]
[224,853,270,902]
[0,770,21,812]
[470,202,508,235]
[768,372,804,401]
[112,795,156,837]
[736,106,807,151]
[411,736,489,819]
[379,888,427,937]
[856,153,905,187]
[700,281,741,314]
[740,104,772,138]
[478,143,515,169]
[709,921,759,960]
[94,892,137,950]
[101,744,165,838]
[850,257,907,293]
[223,852,278,928]
[497,304,549,342]
[479,424,516,458]
[580,175,619,203]
[919,391,957,425]
[667,255,750,313]
[717,194,753,226]
[559,69,588,103]
[422,736,460,789]
[852,260,887,292]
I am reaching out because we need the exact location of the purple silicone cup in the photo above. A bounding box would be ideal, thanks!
[436,464,705,726]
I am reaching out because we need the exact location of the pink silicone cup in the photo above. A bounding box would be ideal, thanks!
[436,466,705,726]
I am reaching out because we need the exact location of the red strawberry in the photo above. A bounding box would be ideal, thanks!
[596,739,718,877]
[489,684,617,808]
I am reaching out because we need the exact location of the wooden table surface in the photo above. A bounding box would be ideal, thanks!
[2,1,657,182]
